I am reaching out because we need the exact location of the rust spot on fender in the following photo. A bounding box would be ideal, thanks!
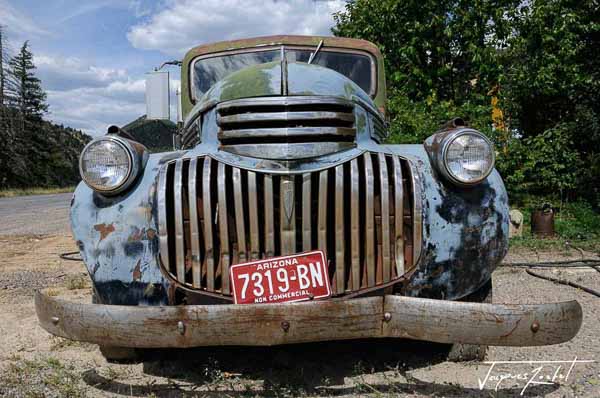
[94,223,115,241]
[147,228,157,240]
[132,260,142,281]
[128,227,144,242]
[500,317,521,338]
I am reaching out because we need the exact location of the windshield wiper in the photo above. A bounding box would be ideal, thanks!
[307,40,324,64]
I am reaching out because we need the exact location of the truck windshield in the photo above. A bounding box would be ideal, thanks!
[192,48,373,99]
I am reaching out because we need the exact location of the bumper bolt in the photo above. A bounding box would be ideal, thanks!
[281,321,290,333]
[51,316,59,325]
[531,321,540,333]
[177,321,186,335]
[383,312,392,322]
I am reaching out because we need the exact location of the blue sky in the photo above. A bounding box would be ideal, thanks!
[0,0,345,135]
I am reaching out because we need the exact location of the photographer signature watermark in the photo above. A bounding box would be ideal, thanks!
[478,357,595,395]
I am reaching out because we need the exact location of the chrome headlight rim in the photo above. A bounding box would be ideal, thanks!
[440,129,495,186]
[79,136,140,195]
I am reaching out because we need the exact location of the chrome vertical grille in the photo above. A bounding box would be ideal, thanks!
[158,153,421,296]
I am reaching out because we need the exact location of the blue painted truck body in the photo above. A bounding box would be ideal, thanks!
[70,59,508,306]
[34,37,583,353]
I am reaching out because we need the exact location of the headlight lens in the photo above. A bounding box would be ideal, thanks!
[80,138,133,193]
[443,131,494,185]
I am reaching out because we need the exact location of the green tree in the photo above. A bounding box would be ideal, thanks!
[8,41,48,121]
[333,0,519,143]
[333,0,600,205]
[334,0,517,103]
[500,0,600,203]
[4,41,49,186]
[0,25,16,187]
[0,26,6,108]
[0,34,90,189]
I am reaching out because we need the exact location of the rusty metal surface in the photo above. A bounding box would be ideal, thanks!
[36,290,582,348]
[531,208,555,238]
[68,35,510,310]
[188,157,202,287]
[184,63,379,144]
[221,143,357,161]
[388,145,510,300]
[70,146,508,306]
[71,153,172,306]
[383,295,582,346]
[280,175,296,255]
[392,156,405,276]
[180,35,387,116]
[157,152,417,297]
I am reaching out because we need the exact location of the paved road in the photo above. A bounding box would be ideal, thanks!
[0,193,72,235]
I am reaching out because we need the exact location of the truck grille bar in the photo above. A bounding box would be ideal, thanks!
[157,153,421,296]
[216,96,357,159]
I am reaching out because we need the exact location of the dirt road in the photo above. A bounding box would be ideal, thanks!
[0,202,599,397]
[0,193,72,235]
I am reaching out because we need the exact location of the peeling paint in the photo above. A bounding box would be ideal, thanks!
[94,223,115,241]
[132,260,142,281]
[70,48,508,308]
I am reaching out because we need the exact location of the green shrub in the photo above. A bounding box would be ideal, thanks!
[555,201,600,241]
[386,93,493,144]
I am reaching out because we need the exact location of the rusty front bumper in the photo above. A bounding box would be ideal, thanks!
[35,290,582,348]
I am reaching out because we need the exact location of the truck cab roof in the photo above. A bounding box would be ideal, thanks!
[180,35,387,117]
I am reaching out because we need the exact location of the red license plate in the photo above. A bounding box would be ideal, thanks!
[230,251,331,304]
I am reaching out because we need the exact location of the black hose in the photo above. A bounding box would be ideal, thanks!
[502,259,600,268]
[502,255,600,297]
[59,251,83,261]
[525,269,600,298]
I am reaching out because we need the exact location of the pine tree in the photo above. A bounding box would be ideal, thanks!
[3,41,49,186]
[0,26,5,108]
[8,41,48,121]
[0,25,13,187]
[0,33,89,189]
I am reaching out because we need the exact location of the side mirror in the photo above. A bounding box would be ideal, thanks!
[145,71,170,120]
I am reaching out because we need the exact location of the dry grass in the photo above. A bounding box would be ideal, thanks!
[0,356,87,397]
[0,186,75,198]
[65,274,89,290]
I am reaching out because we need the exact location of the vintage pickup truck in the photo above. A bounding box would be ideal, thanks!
[35,35,582,362]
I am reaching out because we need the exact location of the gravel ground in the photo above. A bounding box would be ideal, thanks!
[0,193,72,235]
[0,232,598,397]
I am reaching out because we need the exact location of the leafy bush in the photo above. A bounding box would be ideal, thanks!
[555,201,600,241]
[386,92,493,144]
[497,124,583,201]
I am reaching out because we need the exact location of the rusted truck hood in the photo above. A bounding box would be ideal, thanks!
[184,61,378,129]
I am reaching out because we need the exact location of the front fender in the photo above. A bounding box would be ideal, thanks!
[388,145,510,300]
[70,151,184,305]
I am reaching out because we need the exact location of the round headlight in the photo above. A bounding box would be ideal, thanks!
[80,137,135,194]
[442,131,495,185]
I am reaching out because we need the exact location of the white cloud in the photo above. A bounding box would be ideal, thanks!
[46,79,148,135]
[37,54,182,135]
[127,0,346,56]
[32,53,148,135]
[34,54,128,91]
[128,0,155,18]
[47,87,145,134]
[3,0,346,135]
[0,0,50,39]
